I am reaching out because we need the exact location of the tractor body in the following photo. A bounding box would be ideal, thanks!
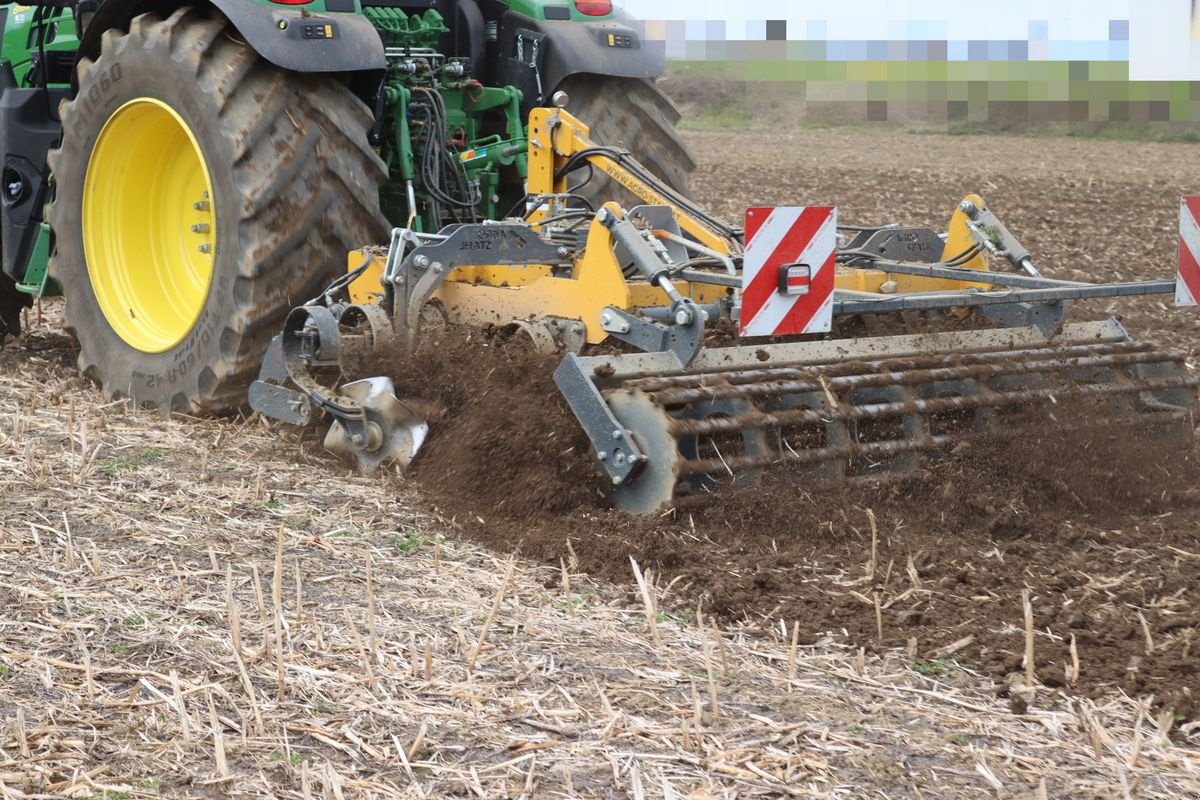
[0,0,678,314]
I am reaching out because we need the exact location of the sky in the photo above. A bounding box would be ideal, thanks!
[616,0,1200,79]
[619,0,1132,43]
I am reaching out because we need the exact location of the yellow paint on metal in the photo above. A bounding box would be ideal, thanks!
[435,206,631,343]
[82,98,216,353]
[524,108,569,223]
[833,268,891,294]
[626,281,727,308]
[527,108,731,256]
[427,204,727,343]
[448,263,554,286]
[941,194,990,271]
[888,194,991,294]
[387,109,1005,344]
[348,250,386,304]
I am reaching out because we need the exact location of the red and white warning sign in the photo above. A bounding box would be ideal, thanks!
[740,206,837,337]
[1178,197,1200,307]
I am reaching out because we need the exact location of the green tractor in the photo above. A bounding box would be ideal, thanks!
[0,0,692,411]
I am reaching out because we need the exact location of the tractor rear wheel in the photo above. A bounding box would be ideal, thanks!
[559,76,696,206]
[48,8,388,414]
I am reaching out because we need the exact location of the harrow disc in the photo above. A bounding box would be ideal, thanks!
[607,391,679,515]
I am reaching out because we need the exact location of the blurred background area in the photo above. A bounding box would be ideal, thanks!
[624,1,1200,138]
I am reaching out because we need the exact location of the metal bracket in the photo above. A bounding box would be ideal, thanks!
[553,354,645,487]
[596,205,707,366]
[248,334,313,426]
[621,205,690,266]
[543,317,588,353]
[979,301,1066,338]
[599,305,704,368]
[387,224,569,345]
[252,301,392,427]
[13,223,56,298]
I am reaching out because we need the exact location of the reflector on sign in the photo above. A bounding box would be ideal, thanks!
[778,263,811,296]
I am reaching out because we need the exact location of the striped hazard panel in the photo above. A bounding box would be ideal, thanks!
[1178,197,1200,307]
[740,206,837,337]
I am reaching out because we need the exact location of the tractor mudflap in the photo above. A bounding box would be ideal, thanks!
[555,319,1198,515]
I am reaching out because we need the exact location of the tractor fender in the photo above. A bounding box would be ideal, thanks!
[494,8,665,107]
[76,0,385,87]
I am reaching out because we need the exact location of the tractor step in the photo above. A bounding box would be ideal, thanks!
[555,319,1197,514]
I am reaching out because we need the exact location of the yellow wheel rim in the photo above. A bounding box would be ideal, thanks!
[83,98,217,353]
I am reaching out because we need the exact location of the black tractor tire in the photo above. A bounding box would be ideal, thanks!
[47,8,388,414]
[558,75,696,208]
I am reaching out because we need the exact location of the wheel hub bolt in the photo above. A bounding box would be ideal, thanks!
[191,223,210,234]
[198,243,212,254]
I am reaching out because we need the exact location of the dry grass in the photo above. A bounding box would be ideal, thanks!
[1,306,1199,798]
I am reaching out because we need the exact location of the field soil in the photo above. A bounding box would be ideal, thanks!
[2,128,1200,797]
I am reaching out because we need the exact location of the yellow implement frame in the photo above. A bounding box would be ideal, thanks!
[349,107,993,341]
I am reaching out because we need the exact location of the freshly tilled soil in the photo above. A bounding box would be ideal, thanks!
[387,329,1200,720]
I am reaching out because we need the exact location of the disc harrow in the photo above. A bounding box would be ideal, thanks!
[557,320,1196,513]
[247,103,1200,515]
